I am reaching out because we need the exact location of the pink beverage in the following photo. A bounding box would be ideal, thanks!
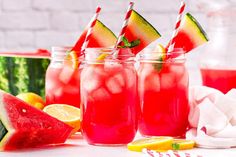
[80,48,138,145]
[201,68,236,94]
[45,47,81,108]
[138,50,189,137]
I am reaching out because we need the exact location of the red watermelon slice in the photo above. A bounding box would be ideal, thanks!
[167,13,209,53]
[0,90,73,151]
[124,10,161,54]
[71,19,117,54]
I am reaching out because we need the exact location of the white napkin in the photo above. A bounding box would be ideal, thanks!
[186,86,236,148]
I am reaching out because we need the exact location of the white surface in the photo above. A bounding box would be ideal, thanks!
[1,133,236,157]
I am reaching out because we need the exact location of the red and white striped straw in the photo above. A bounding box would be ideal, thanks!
[168,1,186,53]
[143,148,203,157]
[114,2,134,49]
[81,6,101,53]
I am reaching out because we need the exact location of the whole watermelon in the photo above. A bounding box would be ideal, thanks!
[0,57,49,97]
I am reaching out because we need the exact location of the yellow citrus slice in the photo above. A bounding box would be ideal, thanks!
[43,104,81,135]
[16,92,45,110]
[154,44,167,60]
[172,139,195,150]
[127,136,173,152]
[65,51,79,69]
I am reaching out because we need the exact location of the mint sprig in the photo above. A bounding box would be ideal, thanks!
[172,143,180,150]
[118,36,140,48]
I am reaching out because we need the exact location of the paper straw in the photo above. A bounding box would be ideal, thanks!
[168,1,186,53]
[143,149,202,157]
[114,2,134,49]
[81,6,101,54]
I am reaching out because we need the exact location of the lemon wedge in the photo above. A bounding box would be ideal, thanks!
[127,136,173,152]
[172,139,195,150]
[43,104,81,135]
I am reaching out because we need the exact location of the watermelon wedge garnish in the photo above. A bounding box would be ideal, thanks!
[124,10,161,54]
[0,90,73,151]
[167,13,209,53]
[71,19,117,54]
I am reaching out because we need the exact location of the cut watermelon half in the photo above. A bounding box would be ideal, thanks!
[167,13,209,53]
[124,10,161,54]
[71,19,117,54]
[0,90,73,151]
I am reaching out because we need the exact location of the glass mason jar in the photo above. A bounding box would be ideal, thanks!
[137,49,189,137]
[45,47,82,108]
[80,48,138,145]
[200,6,236,93]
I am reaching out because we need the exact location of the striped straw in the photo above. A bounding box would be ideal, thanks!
[81,6,101,54]
[143,149,202,157]
[168,1,186,53]
[114,2,134,49]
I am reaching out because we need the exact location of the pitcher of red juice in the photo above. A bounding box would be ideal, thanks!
[45,47,82,108]
[199,6,236,93]
[80,48,138,145]
[138,49,189,137]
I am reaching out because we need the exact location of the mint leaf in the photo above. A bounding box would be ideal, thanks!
[120,36,140,48]
[122,36,131,47]
[172,143,180,150]
[153,57,164,72]
[130,39,140,48]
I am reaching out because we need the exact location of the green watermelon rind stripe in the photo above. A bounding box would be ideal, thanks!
[186,13,209,41]
[0,120,8,142]
[132,10,161,37]
[96,20,118,40]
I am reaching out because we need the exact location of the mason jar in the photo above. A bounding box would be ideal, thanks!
[45,47,82,108]
[137,49,189,137]
[80,48,138,145]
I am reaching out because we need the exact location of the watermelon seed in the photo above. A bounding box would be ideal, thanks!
[22,109,27,113]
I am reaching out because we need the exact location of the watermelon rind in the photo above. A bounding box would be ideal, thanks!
[72,19,117,52]
[132,10,161,38]
[92,20,117,47]
[0,94,15,151]
[185,13,209,42]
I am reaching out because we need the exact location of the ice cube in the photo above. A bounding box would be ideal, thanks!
[59,65,75,84]
[81,66,102,93]
[144,73,161,92]
[104,61,123,74]
[92,87,111,101]
[160,73,176,90]
[124,68,136,88]
[169,64,185,79]
[106,73,124,94]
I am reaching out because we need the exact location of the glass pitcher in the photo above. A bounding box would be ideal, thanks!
[199,5,236,93]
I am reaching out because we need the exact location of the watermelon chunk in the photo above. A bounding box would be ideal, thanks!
[0,90,73,151]
[168,13,209,53]
[71,20,117,54]
[124,10,161,54]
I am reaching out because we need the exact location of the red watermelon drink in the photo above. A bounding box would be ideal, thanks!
[80,48,138,145]
[138,49,189,137]
[201,68,236,94]
[45,47,82,108]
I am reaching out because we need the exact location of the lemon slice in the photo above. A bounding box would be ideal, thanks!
[16,92,45,110]
[154,44,167,60]
[65,51,79,69]
[127,136,173,152]
[43,104,81,135]
[172,139,195,150]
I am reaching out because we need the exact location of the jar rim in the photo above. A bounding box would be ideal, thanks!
[138,48,186,63]
[83,47,135,64]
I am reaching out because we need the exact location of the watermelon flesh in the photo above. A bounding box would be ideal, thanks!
[124,10,161,54]
[167,13,209,53]
[71,20,117,54]
[0,90,73,151]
